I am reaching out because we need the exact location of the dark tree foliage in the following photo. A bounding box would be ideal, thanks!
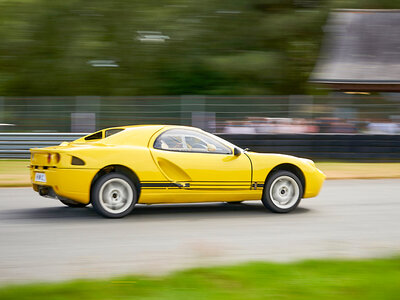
[0,0,398,96]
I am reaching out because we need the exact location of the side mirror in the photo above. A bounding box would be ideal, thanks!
[233,147,241,156]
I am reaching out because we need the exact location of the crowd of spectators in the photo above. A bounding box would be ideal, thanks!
[222,117,400,134]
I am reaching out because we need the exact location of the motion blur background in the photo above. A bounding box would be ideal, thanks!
[2,1,400,295]
[0,0,400,157]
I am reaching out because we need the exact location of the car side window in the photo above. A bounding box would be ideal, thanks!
[154,129,232,154]
[157,134,186,151]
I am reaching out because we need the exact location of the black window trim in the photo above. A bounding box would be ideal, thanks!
[84,130,103,141]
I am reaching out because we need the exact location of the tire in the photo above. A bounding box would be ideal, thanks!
[91,173,137,218]
[262,170,303,213]
[59,197,88,208]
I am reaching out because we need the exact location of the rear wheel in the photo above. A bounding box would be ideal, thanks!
[262,170,303,213]
[92,173,137,218]
[59,197,88,208]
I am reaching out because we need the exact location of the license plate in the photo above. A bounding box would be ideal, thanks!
[35,172,46,183]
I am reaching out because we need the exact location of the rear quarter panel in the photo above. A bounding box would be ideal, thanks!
[65,145,168,183]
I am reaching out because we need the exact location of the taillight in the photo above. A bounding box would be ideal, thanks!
[47,153,60,164]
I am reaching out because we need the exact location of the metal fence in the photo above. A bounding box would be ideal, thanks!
[221,133,400,161]
[0,95,399,133]
[0,133,84,158]
[1,132,400,160]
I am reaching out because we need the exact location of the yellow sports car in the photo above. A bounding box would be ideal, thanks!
[30,125,325,218]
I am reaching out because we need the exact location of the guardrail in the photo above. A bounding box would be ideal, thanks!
[0,133,86,159]
[220,133,400,161]
[1,132,399,160]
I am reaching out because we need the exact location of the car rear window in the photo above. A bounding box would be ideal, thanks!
[105,128,124,137]
[84,131,103,140]
[84,128,124,141]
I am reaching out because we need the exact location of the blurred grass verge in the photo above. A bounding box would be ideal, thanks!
[0,160,31,187]
[0,160,400,187]
[0,257,399,299]
[316,162,400,179]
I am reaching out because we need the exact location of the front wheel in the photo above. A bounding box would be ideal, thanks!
[262,170,303,213]
[92,173,137,218]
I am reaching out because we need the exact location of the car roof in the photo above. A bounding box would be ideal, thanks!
[76,125,206,147]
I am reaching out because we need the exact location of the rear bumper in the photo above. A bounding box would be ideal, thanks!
[30,167,98,204]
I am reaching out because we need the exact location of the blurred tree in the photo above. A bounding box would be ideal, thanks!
[0,0,399,96]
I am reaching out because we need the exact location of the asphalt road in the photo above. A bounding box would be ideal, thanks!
[1,179,400,285]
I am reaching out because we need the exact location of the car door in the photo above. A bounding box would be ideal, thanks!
[149,128,252,193]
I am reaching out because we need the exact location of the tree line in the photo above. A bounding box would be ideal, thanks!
[0,0,397,96]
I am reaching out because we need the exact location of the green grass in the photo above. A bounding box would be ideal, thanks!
[1,258,400,299]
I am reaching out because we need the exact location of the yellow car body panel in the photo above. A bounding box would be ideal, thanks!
[248,152,326,198]
[30,125,325,205]
[30,167,98,203]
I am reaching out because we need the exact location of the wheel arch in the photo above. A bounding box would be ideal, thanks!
[90,165,141,202]
[264,163,305,197]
